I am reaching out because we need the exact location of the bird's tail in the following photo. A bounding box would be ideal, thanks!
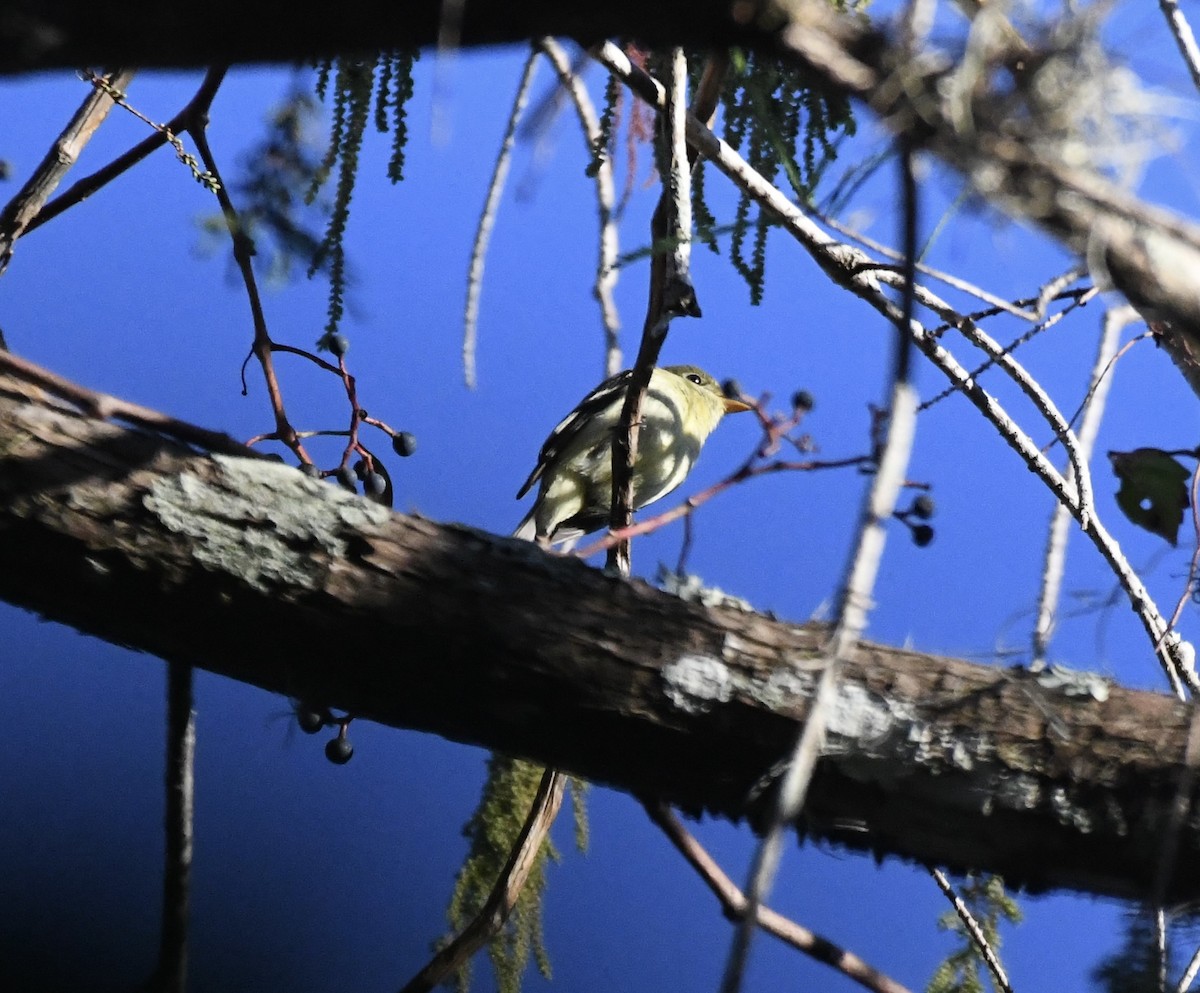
[513,509,538,541]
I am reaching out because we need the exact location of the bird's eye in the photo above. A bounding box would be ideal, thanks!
[687,374,703,385]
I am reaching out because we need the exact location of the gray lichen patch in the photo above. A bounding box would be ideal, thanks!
[662,654,736,714]
[144,455,391,593]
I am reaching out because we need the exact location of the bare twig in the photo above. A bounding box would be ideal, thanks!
[186,83,311,462]
[14,63,312,461]
[1032,305,1131,667]
[78,70,218,190]
[576,453,869,557]
[816,210,1054,320]
[0,67,136,275]
[397,768,565,993]
[600,43,1196,695]
[920,288,1097,413]
[644,802,915,993]
[536,38,622,377]
[1167,465,1200,636]
[463,47,539,388]
[930,869,1015,993]
[607,46,698,574]
[1159,907,1170,993]
[1178,938,1200,993]
[1160,0,1200,95]
[27,69,226,236]
[722,144,921,993]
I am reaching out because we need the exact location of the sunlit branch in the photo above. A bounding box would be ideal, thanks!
[920,298,1095,530]
[930,869,1015,993]
[0,67,135,275]
[1160,0,1200,94]
[1177,936,1200,993]
[536,38,622,377]
[462,46,539,388]
[920,288,1096,412]
[1032,305,1131,667]
[595,42,1197,696]
[818,209,1090,323]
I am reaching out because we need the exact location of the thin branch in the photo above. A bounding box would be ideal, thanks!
[27,68,226,236]
[187,80,310,462]
[0,67,136,275]
[595,43,1197,696]
[1167,465,1200,635]
[903,288,1099,532]
[18,61,310,462]
[1159,907,1170,993]
[1032,305,1131,667]
[1178,939,1200,993]
[644,802,915,993]
[148,663,195,993]
[462,46,539,388]
[816,210,1043,320]
[1160,0,1200,95]
[535,38,622,377]
[575,451,870,558]
[397,768,565,993]
[607,46,697,574]
[930,869,1015,993]
[920,288,1097,413]
[722,143,921,993]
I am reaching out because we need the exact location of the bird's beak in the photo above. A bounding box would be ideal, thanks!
[723,397,754,414]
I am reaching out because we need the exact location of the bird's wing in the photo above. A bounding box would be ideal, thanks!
[515,368,633,499]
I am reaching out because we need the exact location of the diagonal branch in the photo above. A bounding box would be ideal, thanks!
[0,67,135,275]
[536,38,622,377]
[645,801,915,993]
[594,38,1198,697]
[398,768,565,993]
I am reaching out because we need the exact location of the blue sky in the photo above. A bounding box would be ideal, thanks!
[2,13,1199,991]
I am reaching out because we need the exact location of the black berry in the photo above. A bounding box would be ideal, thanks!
[297,707,325,734]
[392,432,417,457]
[325,735,354,765]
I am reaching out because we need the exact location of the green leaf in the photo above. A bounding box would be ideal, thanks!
[1109,448,1192,545]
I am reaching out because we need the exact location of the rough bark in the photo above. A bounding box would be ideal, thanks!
[2,374,1199,905]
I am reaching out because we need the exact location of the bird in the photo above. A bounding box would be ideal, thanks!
[514,364,753,545]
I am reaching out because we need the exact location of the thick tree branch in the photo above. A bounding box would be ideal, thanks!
[0,0,766,74]
[3,373,1200,904]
